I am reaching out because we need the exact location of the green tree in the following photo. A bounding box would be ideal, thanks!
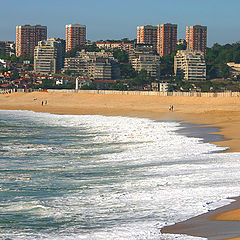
[218,63,231,79]
[113,49,129,63]
[120,63,137,79]
[39,79,54,89]
[84,44,100,52]
[131,70,153,89]
[160,52,175,76]
[109,81,128,90]
[80,83,97,90]
[177,44,187,50]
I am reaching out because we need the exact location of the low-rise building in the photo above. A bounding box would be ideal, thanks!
[159,82,169,92]
[94,42,134,52]
[151,82,169,91]
[55,79,69,85]
[134,43,155,54]
[174,50,206,81]
[93,79,116,89]
[75,77,93,89]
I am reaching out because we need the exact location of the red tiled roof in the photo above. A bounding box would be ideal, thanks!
[0,84,11,88]
[93,80,116,83]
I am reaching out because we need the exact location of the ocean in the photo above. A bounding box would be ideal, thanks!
[0,110,240,240]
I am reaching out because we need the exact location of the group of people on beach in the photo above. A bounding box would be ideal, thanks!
[41,100,47,106]
[169,105,174,112]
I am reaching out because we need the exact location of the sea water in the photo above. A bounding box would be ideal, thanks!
[0,110,240,240]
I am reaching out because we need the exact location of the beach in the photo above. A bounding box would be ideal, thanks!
[0,91,240,152]
[0,91,240,240]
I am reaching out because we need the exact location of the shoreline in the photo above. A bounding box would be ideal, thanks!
[1,92,240,152]
[1,91,240,239]
[161,197,240,240]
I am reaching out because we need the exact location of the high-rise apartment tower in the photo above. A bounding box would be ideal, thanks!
[16,25,47,57]
[186,25,207,55]
[137,25,158,51]
[65,24,86,52]
[157,23,177,57]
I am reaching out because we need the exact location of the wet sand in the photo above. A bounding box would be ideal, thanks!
[0,91,240,239]
[161,197,240,240]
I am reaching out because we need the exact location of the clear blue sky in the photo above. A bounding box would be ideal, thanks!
[1,0,240,47]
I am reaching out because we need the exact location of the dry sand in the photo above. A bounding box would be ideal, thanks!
[0,91,240,152]
[0,91,240,240]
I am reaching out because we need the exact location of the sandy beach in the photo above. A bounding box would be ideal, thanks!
[0,91,240,152]
[0,91,240,240]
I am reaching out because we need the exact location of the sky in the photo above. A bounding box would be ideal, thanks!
[1,0,240,47]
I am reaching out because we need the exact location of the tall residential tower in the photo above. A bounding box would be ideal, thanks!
[65,24,86,52]
[137,25,158,51]
[16,25,47,57]
[186,25,207,55]
[157,23,177,57]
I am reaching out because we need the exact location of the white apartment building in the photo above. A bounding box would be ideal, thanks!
[174,50,206,81]
[34,38,64,74]
[130,52,160,78]
[159,82,169,92]
[64,50,120,80]
[151,82,169,92]
[227,62,240,78]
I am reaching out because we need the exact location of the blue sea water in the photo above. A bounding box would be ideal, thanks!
[0,110,240,240]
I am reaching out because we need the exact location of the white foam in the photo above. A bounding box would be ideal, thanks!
[1,110,240,240]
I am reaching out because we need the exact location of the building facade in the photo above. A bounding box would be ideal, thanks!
[151,82,169,92]
[130,51,160,78]
[174,50,206,81]
[137,25,158,52]
[88,58,112,80]
[0,41,15,56]
[16,25,47,57]
[34,38,65,74]
[65,24,86,52]
[157,23,177,57]
[134,43,155,54]
[94,42,134,52]
[186,25,207,55]
[227,62,240,78]
[63,50,120,80]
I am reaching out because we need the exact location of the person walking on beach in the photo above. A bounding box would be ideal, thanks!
[45,100,47,105]
[171,105,174,111]
[41,101,43,106]
[169,105,172,111]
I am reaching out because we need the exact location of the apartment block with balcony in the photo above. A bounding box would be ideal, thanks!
[94,42,134,52]
[63,50,120,80]
[130,51,160,78]
[186,25,207,55]
[65,24,86,52]
[16,25,47,57]
[157,23,177,57]
[34,38,65,74]
[174,50,206,81]
[137,25,158,52]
